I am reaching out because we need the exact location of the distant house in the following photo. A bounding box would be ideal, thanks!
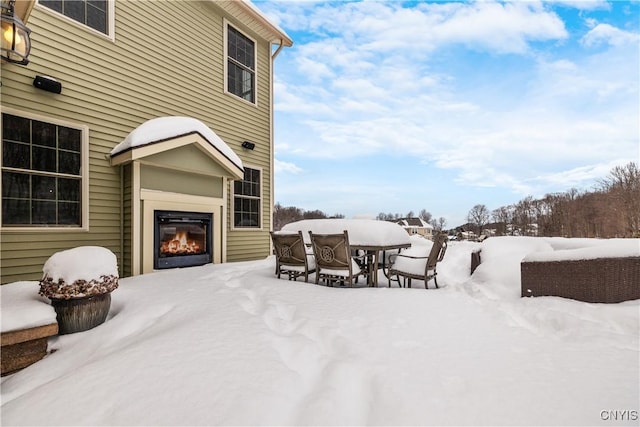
[453,225,476,241]
[395,218,434,240]
[1,0,292,283]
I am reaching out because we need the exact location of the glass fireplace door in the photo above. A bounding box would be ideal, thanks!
[154,210,213,269]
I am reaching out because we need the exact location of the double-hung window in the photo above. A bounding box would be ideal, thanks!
[226,23,256,104]
[1,112,87,228]
[39,0,111,36]
[233,167,261,228]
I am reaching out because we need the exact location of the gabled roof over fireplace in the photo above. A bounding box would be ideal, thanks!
[110,116,244,180]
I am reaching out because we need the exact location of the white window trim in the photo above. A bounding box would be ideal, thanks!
[36,0,116,42]
[0,108,90,232]
[231,164,263,231]
[223,18,258,107]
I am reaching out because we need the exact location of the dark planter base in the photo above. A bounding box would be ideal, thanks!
[51,293,111,334]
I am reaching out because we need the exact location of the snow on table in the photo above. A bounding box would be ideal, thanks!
[281,219,410,247]
[1,282,56,334]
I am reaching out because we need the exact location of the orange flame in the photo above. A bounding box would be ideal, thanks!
[160,231,201,255]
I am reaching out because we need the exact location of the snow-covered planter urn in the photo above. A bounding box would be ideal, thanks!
[39,246,119,335]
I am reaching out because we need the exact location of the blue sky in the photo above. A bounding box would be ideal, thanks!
[258,0,639,227]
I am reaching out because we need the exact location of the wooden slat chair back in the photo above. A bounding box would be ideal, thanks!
[427,233,448,271]
[309,230,362,287]
[270,231,315,282]
[388,233,448,289]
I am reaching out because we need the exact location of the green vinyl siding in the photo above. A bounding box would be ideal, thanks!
[226,229,271,261]
[140,165,223,199]
[226,166,272,261]
[122,163,132,277]
[1,0,274,283]
[142,145,231,187]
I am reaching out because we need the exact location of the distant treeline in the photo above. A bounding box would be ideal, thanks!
[273,203,344,231]
[274,162,639,238]
[469,162,639,238]
[273,205,447,232]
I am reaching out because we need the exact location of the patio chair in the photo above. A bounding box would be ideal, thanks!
[388,233,448,289]
[309,230,364,287]
[270,231,316,282]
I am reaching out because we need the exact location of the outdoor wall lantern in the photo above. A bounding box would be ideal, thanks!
[1,0,31,65]
[241,141,256,150]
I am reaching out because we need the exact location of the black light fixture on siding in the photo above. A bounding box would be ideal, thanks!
[1,0,31,65]
[33,75,62,93]
[241,140,256,150]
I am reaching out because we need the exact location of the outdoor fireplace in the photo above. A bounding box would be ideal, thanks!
[154,210,213,269]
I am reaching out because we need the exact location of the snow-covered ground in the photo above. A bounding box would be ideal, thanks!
[1,237,638,426]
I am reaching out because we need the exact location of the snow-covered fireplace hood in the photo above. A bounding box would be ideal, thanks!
[110,117,244,276]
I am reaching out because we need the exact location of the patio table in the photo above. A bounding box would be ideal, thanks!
[280,219,411,287]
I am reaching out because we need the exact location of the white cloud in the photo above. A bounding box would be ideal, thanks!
[273,80,335,115]
[267,0,639,217]
[332,78,388,100]
[297,39,376,73]
[267,1,568,56]
[428,1,568,54]
[274,159,303,174]
[296,57,334,82]
[274,2,628,65]
[581,23,640,47]
[534,160,632,188]
[544,0,611,11]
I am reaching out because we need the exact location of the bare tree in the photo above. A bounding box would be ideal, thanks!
[465,162,639,238]
[467,204,490,235]
[512,196,539,236]
[273,203,303,231]
[599,162,640,237]
[273,203,343,230]
[303,209,326,220]
[430,216,446,231]
[491,206,511,235]
[376,212,398,221]
[418,209,432,223]
[538,193,565,236]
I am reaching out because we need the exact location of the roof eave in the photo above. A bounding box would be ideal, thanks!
[2,0,35,22]
[215,0,293,47]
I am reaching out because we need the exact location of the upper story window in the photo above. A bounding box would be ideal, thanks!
[226,23,256,104]
[233,167,261,228]
[39,0,109,35]
[1,112,88,228]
